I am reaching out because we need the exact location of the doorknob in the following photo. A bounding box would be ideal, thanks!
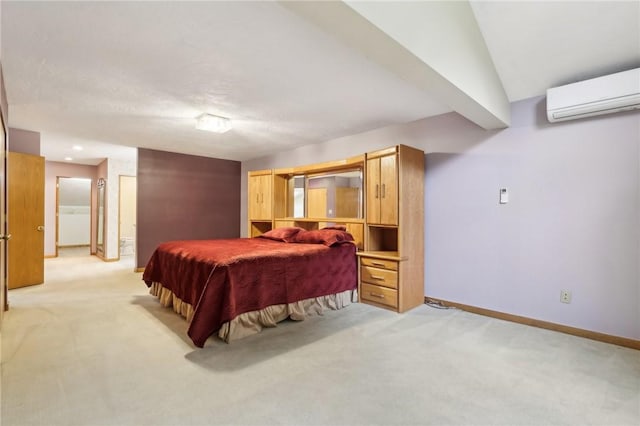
[36,225,44,232]
[0,234,11,241]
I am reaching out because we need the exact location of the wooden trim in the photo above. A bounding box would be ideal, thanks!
[366,146,397,160]
[134,267,145,273]
[274,155,364,176]
[93,252,120,262]
[44,255,56,259]
[248,169,272,177]
[356,251,406,261]
[427,297,640,351]
[275,217,365,224]
[1,109,6,313]
[57,244,90,248]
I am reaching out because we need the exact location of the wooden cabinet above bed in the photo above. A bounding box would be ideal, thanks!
[248,170,273,221]
[248,170,274,237]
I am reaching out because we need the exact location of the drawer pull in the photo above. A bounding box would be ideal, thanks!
[370,275,385,281]
[369,292,385,299]
[371,262,386,267]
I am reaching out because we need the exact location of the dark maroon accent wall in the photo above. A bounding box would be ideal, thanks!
[136,148,241,268]
[8,128,40,155]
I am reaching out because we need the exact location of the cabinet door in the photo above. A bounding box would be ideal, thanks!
[248,174,272,220]
[248,175,261,220]
[379,154,397,225]
[258,174,272,219]
[366,157,380,223]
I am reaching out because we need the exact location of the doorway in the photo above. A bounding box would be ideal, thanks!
[56,177,92,257]
[119,176,136,258]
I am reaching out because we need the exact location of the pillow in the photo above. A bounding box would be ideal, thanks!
[321,225,347,231]
[292,228,355,247]
[257,227,303,243]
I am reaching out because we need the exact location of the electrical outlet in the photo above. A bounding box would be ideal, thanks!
[560,290,572,304]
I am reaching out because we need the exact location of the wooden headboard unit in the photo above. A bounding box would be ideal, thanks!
[248,145,425,314]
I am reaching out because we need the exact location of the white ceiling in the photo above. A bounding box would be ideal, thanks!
[2,1,638,165]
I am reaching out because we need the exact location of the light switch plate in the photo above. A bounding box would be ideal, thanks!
[499,188,508,204]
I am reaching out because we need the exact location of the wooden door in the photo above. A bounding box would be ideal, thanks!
[248,174,272,220]
[366,157,380,223]
[0,121,7,313]
[258,174,272,219]
[379,154,398,225]
[248,175,260,220]
[8,152,45,289]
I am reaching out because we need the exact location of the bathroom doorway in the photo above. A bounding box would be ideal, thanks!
[56,177,92,257]
[119,175,137,258]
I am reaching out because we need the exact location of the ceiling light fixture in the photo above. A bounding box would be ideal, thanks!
[64,157,73,161]
[195,113,232,133]
[72,145,83,151]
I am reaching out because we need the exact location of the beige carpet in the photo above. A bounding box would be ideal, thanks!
[1,253,639,425]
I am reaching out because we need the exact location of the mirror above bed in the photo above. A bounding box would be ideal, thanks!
[246,155,366,248]
[288,169,363,219]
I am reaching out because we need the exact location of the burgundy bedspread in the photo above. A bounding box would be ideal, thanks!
[142,238,357,347]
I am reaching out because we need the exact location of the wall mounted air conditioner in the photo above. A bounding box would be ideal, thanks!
[546,68,640,123]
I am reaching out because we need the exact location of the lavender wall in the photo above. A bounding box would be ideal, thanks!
[44,161,98,256]
[8,128,40,155]
[137,148,241,269]
[241,96,639,340]
[424,99,638,340]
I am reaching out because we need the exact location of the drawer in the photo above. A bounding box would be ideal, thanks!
[360,283,398,309]
[360,257,398,271]
[361,265,398,289]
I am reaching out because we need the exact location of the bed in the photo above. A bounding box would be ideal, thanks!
[142,227,357,347]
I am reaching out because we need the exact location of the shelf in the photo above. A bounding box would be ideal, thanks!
[367,226,398,252]
[249,221,273,237]
[356,251,406,261]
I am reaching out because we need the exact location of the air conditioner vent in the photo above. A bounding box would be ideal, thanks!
[546,68,640,122]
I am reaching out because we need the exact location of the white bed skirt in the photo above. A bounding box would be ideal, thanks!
[149,282,357,343]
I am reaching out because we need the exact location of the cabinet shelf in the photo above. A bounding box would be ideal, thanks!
[249,221,273,237]
[356,251,405,261]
